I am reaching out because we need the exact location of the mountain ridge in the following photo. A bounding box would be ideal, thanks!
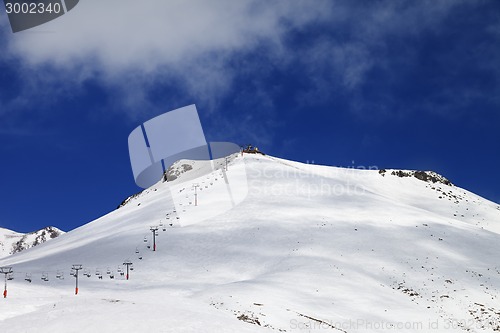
[0,153,499,332]
[0,226,64,259]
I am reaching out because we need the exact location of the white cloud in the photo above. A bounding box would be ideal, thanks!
[1,0,496,126]
[2,0,332,115]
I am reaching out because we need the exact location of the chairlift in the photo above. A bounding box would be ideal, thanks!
[106,268,111,275]
[135,247,140,254]
[109,272,114,279]
[147,245,151,249]
[7,273,14,281]
[143,237,147,242]
[163,226,166,231]
[130,265,134,271]
[25,273,32,283]
[95,269,101,276]
[117,266,123,273]
[41,273,49,282]
[138,256,143,260]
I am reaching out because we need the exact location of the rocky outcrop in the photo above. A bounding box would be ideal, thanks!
[379,169,453,186]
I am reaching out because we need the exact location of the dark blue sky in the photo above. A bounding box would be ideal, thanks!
[0,1,499,233]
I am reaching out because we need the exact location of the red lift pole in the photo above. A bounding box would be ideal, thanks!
[150,226,158,251]
[123,260,133,280]
[1,267,13,298]
[72,264,82,295]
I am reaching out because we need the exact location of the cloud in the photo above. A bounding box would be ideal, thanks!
[293,0,499,119]
[1,0,332,115]
[1,0,498,131]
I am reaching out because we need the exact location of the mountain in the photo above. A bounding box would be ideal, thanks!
[0,226,64,259]
[0,153,499,333]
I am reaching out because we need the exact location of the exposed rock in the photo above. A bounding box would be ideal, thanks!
[117,190,144,209]
[164,163,193,182]
[1,226,64,258]
[387,169,453,186]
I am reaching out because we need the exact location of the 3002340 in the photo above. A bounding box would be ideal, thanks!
[5,2,62,14]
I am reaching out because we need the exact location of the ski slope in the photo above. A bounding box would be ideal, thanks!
[1,154,499,332]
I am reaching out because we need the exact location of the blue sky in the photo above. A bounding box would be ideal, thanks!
[0,0,499,233]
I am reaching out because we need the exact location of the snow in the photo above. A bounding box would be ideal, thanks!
[1,153,499,332]
[0,227,64,259]
[0,229,24,259]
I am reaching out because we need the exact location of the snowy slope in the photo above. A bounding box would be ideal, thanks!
[1,153,500,332]
[0,227,64,259]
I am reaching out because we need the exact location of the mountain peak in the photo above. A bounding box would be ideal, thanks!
[0,226,64,259]
[3,154,499,331]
